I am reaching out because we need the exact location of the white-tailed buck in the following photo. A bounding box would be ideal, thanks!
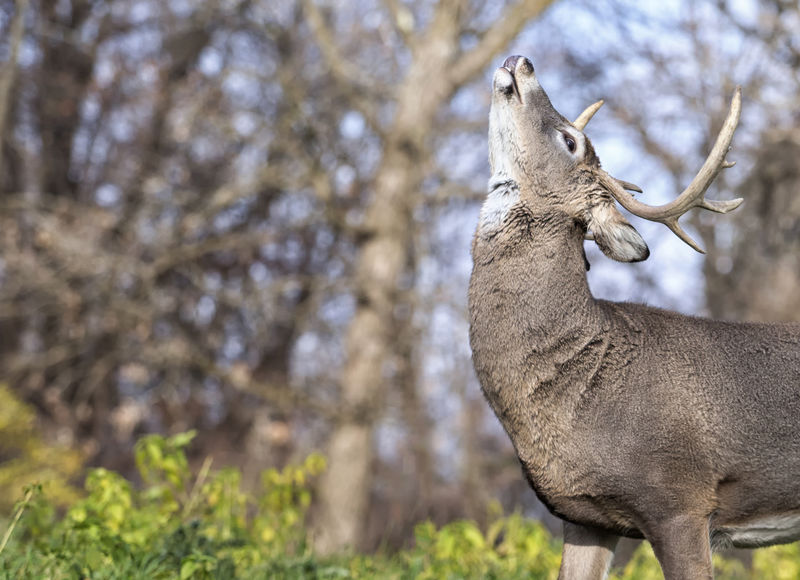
[468,55,800,580]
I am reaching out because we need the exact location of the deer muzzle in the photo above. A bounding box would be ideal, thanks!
[494,67,520,102]
[495,56,541,105]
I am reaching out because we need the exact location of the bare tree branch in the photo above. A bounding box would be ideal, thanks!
[381,0,416,48]
[0,0,29,171]
[302,0,385,134]
[449,0,556,90]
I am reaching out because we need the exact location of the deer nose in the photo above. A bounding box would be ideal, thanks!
[503,55,534,74]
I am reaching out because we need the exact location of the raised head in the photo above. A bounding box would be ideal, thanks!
[484,55,742,260]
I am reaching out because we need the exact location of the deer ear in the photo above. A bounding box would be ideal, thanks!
[586,202,650,262]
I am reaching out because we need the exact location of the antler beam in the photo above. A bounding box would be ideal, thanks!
[602,87,743,253]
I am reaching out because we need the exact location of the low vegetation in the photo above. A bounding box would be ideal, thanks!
[0,390,798,578]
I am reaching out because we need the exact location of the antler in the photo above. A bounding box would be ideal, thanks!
[600,87,743,253]
[574,101,645,196]
[573,100,604,130]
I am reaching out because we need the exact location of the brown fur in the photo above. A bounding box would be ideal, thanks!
[469,56,800,580]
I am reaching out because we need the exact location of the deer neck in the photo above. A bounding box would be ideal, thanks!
[470,207,602,364]
[469,188,606,482]
[471,177,601,340]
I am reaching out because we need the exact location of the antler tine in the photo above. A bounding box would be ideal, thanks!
[603,87,743,253]
[573,100,604,130]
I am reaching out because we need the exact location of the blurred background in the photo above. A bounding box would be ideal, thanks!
[0,0,798,557]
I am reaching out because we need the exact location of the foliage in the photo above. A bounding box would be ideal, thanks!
[752,543,800,580]
[0,384,83,512]
[0,430,326,579]
[402,512,559,579]
[1,431,799,578]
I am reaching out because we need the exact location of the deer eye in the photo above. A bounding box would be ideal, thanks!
[563,133,577,153]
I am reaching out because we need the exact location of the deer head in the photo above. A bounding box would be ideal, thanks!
[486,55,742,260]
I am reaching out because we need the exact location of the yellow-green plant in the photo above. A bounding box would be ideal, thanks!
[610,542,664,580]
[0,384,82,511]
[753,543,800,580]
[3,430,328,578]
[2,428,800,579]
[253,452,326,554]
[405,512,561,579]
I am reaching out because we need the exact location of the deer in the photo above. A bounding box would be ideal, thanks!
[468,55,800,580]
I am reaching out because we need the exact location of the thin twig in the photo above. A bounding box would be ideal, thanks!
[0,485,36,556]
[184,456,213,519]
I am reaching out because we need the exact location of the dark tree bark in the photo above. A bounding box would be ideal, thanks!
[704,128,800,323]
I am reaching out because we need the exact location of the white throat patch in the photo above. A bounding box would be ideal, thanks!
[478,174,520,238]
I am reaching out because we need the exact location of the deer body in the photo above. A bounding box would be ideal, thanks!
[469,56,800,579]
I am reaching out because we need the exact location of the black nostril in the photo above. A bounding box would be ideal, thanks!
[503,55,522,70]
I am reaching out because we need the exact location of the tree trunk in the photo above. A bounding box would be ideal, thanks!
[313,141,418,552]
[704,128,800,323]
[313,6,462,548]
[312,0,556,552]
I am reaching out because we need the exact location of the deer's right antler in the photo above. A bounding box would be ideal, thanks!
[602,87,743,253]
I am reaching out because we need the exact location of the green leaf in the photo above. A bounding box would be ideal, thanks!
[461,523,486,549]
[170,431,198,449]
[180,559,199,579]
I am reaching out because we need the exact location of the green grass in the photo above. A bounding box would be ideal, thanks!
[0,430,798,578]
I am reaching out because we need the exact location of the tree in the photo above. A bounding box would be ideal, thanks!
[302,0,561,552]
